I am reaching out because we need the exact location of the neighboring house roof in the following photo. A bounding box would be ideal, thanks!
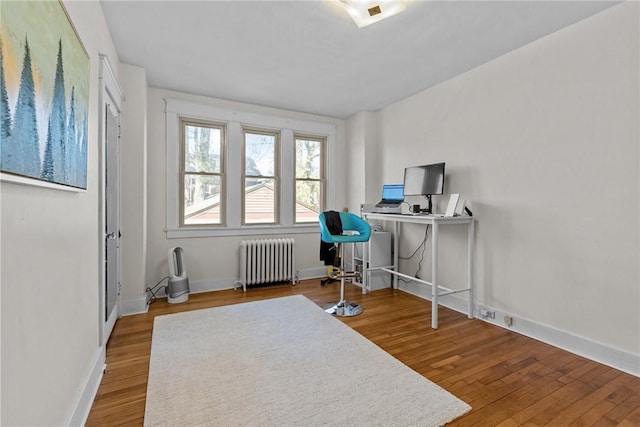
[185,183,318,224]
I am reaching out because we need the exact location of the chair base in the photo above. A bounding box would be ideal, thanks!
[324,300,363,317]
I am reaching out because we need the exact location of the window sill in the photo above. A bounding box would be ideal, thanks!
[166,224,319,239]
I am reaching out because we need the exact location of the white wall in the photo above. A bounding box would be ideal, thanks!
[345,111,381,214]
[136,88,346,302]
[0,1,121,425]
[345,112,367,214]
[120,64,149,312]
[358,2,638,367]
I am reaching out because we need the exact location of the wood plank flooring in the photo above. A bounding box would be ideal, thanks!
[86,280,640,426]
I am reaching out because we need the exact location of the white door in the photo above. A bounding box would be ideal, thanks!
[99,55,123,345]
[104,102,119,329]
[102,100,120,342]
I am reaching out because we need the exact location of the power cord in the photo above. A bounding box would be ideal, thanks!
[398,225,429,283]
[413,226,429,278]
[146,276,170,305]
[406,201,419,214]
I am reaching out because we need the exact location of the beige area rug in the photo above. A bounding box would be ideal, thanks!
[144,295,471,426]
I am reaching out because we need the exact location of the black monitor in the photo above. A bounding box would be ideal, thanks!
[403,162,445,213]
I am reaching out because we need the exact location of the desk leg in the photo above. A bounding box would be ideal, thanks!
[362,240,368,295]
[432,222,439,329]
[468,220,475,319]
[393,221,399,289]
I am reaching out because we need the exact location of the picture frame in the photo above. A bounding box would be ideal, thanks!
[0,0,89,191]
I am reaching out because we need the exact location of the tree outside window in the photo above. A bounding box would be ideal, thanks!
[181,120,224,226]
[295,136,324,223]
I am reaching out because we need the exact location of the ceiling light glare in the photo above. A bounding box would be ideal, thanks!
[339,0,406,28]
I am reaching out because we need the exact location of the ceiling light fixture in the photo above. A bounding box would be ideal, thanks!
[339,0,406,28]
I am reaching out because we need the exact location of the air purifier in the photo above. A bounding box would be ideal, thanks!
[167,247,189,304]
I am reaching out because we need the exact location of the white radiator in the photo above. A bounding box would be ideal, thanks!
[239,239,295,291]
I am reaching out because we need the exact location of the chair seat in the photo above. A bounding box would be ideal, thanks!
[319,211,371,244]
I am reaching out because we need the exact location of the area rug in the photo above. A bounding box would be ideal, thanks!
[144,295,470,426]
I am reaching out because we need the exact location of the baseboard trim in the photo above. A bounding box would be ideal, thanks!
[297,267,327,281]
[67,346,105,426]
[121,271,328,315]
[475,304,640,378]
[120,278,239,315]
[397,281,471,315]
[397,281,639,377]
[119,296,149,316]
[189,278,237,293]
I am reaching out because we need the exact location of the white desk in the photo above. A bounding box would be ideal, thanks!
[361,213,475,329]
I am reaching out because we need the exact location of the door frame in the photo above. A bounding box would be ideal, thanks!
[98,55,124,346]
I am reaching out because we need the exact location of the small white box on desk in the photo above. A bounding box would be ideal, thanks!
[445,194,460,217]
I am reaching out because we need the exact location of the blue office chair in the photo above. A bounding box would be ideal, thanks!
[319,211,371,316]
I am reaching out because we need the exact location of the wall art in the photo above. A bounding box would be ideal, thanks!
[0,0,89,191]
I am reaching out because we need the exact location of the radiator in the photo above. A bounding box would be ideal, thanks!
[239,238,295,291]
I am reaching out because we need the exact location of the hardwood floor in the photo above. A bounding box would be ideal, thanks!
[86,280,640,426]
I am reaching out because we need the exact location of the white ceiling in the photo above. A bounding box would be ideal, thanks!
[100,1,616,119]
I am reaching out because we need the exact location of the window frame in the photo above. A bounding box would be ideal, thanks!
[294,134,326,224]
[242,127,281,225]
[179,118,226,227]
[165,98,338,238]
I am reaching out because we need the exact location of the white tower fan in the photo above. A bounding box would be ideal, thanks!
[167,247,189,303]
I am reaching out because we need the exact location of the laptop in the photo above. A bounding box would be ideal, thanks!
[374,184,404,213]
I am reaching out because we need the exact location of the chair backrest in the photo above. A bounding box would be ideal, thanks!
[319,211,371,243]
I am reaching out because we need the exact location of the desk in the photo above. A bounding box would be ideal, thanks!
[361,213,475,329]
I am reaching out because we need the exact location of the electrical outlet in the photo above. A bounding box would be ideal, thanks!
[504,315,513,327]
[480,309,495,319]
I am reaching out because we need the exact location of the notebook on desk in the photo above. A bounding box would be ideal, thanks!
[373,184,404,213]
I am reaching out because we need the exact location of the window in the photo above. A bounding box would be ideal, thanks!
[243,128,279,224]
[295,135,325,223]
[180,119,225,226]
[165,98,337,238]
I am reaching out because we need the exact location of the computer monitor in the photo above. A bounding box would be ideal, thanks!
[403,162,445,213]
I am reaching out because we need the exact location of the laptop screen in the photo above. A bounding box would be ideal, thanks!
[382,184,404,201]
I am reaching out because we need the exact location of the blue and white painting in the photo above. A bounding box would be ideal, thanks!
[0,0,89,190]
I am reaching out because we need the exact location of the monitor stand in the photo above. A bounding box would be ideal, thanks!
[424,194,433,214]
